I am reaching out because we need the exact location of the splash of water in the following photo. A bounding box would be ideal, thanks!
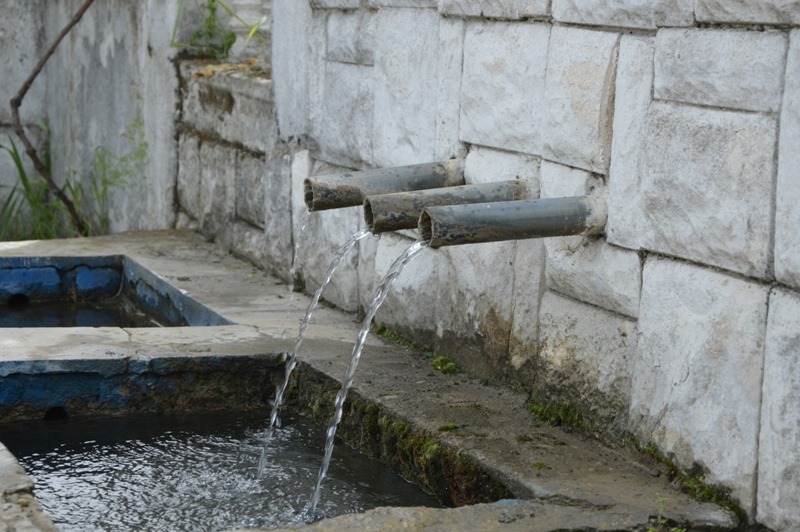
[258,227,371,478]
[282,209,311,339]
[307,239,430,517]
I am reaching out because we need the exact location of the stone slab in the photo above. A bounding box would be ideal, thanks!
[538,291,636,440]
[552,0,693,28]
[606,36,654,251]
[631,258,768,514]
[234,150,266,229]
[313,61,374,168]
[181,66,276,154]
[639,102,776,278]
[775,31,800,290]
[372,8,438,166]
[542,27,619,174]
[464,146,540,190]
[758,288,800,531]
[435,17,466,161]
[460,21,550,156]
[198,141,236,238]
[654,29,787,113]
[695,0,800,24]
[438,0,550,18]
[326,10,376,66]
[272,0,311,138]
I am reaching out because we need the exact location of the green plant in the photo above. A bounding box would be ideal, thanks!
[524,401,585,430]
[0,135,66,241]
[170,0,267,59]
[431,355,460,374]
[0,117,147,241]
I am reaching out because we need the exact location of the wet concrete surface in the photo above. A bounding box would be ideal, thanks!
[0,231,738,531]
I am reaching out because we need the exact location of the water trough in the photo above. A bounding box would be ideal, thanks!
[0,231,738,531]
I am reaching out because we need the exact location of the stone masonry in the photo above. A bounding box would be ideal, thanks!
[1,0,798,528]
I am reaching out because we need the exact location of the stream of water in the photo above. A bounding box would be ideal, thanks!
[307,239,430,518]
[258,227,371,478]
[281,208,311,339]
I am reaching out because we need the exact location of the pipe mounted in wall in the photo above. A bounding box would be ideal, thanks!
[364,180,529,234]
[418,196,608,248]
[304,160,464,211]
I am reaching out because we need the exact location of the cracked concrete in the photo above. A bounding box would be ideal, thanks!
[0,231,738,531]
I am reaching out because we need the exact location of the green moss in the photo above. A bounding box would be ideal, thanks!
[438,423,460,432]
[639,442,746,523]
[431,355,460,374]
[531,461,550,470]
[516,434,533,443]
[374,325,417,350]
[524,401,585,430]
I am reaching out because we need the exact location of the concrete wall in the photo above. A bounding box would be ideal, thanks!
[261,1,800,528]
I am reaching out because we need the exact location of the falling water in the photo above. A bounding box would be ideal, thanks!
[258,227,372,478]
[282,209,311,339]
[307,239,430,517]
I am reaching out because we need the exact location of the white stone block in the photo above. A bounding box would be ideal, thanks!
[464,146,540,191]
[367,0,437,6]
[326,10,376,66]
[363,232,442,347]
[539,160,598,199]
[538,291,636,439]
[632,258,768,514]
[261,149,293,277]
[696,0,800,24]
[607,36,654,251]
[438,0,550,18]
[434,241,517,380]
[235,151,266,229]
[372,8,438,166]
[775,31,800,290]
[542,27,619,174]
[552,0,693,29]
[639,102,776,278]
[296,159,364,312]
[758,288,800,531]
[460,22,550,156]
[314,61,375,168]
[545,238,641,319]
[509,238,546,376]
[272,0,311,138]
[435,17,466,161]
[654,29,787,113]
[311,0,360,8]
[177,134,201,219]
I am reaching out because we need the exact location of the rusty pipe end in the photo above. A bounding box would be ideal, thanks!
[363,197,377,233]
[418,210,435,245]
[303,178,315,210]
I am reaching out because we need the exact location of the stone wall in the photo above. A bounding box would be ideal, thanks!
[267,1,800,528]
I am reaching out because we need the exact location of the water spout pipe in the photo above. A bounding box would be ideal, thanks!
[363,180,529,234]
[418,196,607,248]
[304,160,464,211]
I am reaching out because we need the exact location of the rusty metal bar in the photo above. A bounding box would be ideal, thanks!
[418,196,607,248]
[303,160,464,211]
[363,180,529,234]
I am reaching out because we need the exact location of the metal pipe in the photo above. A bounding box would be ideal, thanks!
[418,196,607,248]
[304,160,464,211]
[364,180,529,234]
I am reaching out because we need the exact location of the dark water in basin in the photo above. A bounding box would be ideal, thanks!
[0,411,441,531]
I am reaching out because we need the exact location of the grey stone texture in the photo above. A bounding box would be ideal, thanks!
[542,27,619,174]
[509,238,546,378]
[372,8,439,166]
[632,258,768,514]
[438,0,550,18]
[552,0,693,29]
[434,17,466,161]
[758,288,800,531]
[654,29,787,113]
[695,0,800,24]
[0,0,45,125]
[775,31,800,290]
[606,35,654,251]
[326,10,376,66]
[637,102,776,278]
[460,21,550,156]
[272,0,312,138]
[463,146,540,189]
[538,291,636,440]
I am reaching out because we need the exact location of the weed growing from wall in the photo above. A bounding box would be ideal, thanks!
[170,0,266,59]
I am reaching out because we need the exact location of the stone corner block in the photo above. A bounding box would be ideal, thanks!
[631,258,768,514]
[758,287,800,531]
[552,0,694,29]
